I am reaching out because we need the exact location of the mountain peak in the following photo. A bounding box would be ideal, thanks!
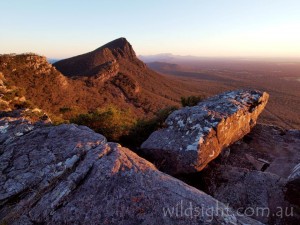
[101,37,130,49]
[94,37,136,60]
[53,38,143,77]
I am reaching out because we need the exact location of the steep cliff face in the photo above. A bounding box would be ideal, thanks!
[141,90,269,174]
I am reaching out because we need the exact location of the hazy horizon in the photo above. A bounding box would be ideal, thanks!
[1,0,300,58]
[47,51,300,63]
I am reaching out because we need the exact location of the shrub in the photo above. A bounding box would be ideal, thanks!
[180,95,206,107]
[70,106,136,142]
[0,101,9,111]
[59,107,72,113]
[70,105,178,148]
[120,106,178,149]
[2,88,26,101]
[13,100,33,109]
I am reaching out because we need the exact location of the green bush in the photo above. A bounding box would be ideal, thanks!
[2,88,26,101]
[120,106,178,149]
[70,106,136,142]
[180,95,206,107]
[70,105,178,148]
[0,101,9,111]
[13,100,33,109]
[59,107,72,113]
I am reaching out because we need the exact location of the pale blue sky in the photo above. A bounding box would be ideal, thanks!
[0,0,299,58]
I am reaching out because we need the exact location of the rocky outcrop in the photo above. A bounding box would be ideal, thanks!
[200,124,300,224]
[141,90,269,174]
[0,115,261,225]
[0,54,54,76]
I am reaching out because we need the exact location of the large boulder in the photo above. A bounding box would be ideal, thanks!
[0,115,261,224]
[141,90,269,174]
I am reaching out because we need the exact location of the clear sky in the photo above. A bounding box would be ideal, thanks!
[0,0,299,58]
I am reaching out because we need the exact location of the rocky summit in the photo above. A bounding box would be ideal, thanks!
[0,115,262,225]
[141,89,269,174]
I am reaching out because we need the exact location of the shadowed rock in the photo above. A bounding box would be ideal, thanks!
[0,115,261,224]
[141,90,269,174]
[286,163,300,207]
[199,124,300,224]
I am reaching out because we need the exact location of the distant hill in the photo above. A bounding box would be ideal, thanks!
[139,53,175,63]
[0,38,198,120]
[139,53,207,63]
[146,62,182,73]
[47,58,60,64]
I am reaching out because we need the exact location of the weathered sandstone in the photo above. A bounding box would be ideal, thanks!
[141,90,269,174]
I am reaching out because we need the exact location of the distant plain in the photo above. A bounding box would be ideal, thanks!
[146,58,300,129]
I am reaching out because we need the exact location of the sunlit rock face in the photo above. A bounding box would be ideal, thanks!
[141,90,269,174]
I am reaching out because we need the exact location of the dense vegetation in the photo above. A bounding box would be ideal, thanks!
[70,105,178,149]
[120,106,178,149]
[70,106,136,141]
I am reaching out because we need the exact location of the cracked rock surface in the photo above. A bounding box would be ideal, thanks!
[0,115,262,224]
[141,90,269,174]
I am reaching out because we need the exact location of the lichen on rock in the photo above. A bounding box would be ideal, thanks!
[141,89,269,174]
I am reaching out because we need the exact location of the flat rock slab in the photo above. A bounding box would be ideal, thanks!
[141,90,269,174]
[0,115,261,225]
